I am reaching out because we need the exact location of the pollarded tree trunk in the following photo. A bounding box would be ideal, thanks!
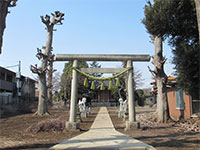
[38,28,53,115]
[156,76,169,122]
[151,36,169,123]
[47,60,53,103]
[195,0,200,41]
[30,11,64,116]
[0,0,16,54]
[47,53,55,104]
[195,0,200,100]
[37,72,48,114]
[45,26,53,106]
[31,48,50,115]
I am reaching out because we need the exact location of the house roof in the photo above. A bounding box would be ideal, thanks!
[150,76,176,93]
[168,76,176,80]
[0,66,36,83]
[0,66,16,75]
[150,76,176,85]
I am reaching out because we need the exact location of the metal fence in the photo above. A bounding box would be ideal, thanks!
[0,95,37,106]
[0,95,18,105]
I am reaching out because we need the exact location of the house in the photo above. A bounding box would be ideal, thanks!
[151,76,199,120]
[90,81,116,106]
[0,66,36,104]
[0,66,16,94]
[20,75,37,101]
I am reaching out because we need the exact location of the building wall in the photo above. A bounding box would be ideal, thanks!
[183,93,192,120]
[168,90,182,120]
[91,88,116,106]
[93,89,110,102]
[0,67,16,93]
[0,66,36,101]
[0,80,15,92]
[167,88,192,120]
[21,77,36,98]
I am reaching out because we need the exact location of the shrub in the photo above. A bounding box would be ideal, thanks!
[26,119,65,133]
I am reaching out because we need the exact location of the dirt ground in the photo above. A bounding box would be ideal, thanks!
[108,107,200,150]
[1,105,199,150]
[0,104,99,150]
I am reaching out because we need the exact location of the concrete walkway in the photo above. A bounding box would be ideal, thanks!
[50,107,156,150]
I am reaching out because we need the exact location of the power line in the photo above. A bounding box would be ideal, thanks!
[0,59,19,63]
[5,64,19,68]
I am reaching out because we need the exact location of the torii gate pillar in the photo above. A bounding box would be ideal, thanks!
[66,60,80,130]
[125,60,140,130]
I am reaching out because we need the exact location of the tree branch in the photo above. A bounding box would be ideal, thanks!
[148,66,157,77]
[42,46,53,51]
[47,54,55,67]
[36,48,43,60]
[162,76,168,84]
[40,11,64,31]
[30,64,42,75]
[47,84,53,89]
[40,15,51,27]
[30,64,47,75]
[36,48,48,60]
[30,64,38,74]
[151,56,155,65]
[161,57,167,65]
[48,54,55,61]
[45,67,49,73]
[7,0,17,7]
[51,11,64,25]
[150,35,155,43]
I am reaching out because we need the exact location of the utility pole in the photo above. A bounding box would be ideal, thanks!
[5,61,21,101]
[16,61,21,100]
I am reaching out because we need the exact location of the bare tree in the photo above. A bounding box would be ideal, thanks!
[60,73,71,100]
[0,0,17,54]
[30,11,64,116]
[148,36,169,123]
[134,68,144,89]
[52,71,61,93]
[118,61,143,99]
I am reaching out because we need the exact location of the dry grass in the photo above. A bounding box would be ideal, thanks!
[0,104,99,150]
[26,119,65,133]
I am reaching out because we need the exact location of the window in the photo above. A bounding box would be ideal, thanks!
[0,72,5,80]
[6,74,13,82]
[176,89,184,110]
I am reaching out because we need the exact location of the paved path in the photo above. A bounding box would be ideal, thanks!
[50,107,156,150]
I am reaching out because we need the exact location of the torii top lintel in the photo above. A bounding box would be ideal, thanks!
[55,54,151,62]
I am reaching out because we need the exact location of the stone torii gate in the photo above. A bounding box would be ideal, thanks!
[55,54,150,130]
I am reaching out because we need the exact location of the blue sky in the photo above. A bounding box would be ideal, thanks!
[0,0,174,88]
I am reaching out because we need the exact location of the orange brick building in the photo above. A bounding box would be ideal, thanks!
[167,87,192,120]
[151,76,193,121]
